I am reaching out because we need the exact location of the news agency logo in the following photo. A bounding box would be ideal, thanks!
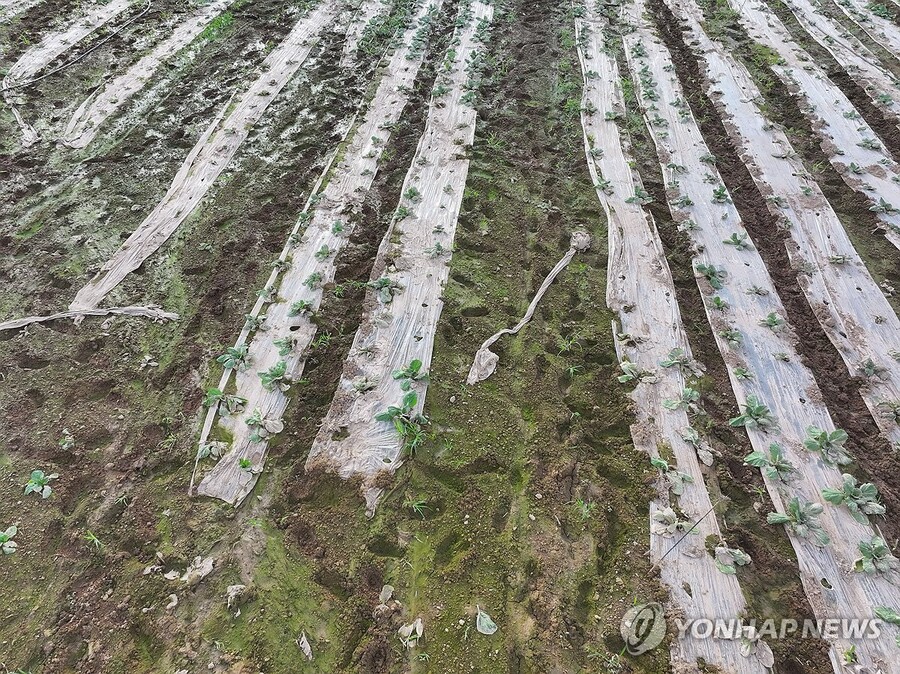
[620,602,666,654]
[620,603,887,655]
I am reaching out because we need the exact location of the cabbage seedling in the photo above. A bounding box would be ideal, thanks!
[714,545,751,574]
[663,387,701,413]
[259,360,290,392]
[681,427,714,466]
[854,536,898,574]
[367,277,403,304]
[729,396,777,432]
[712,186,732,204]
[204,388,246,412]
[24,470,58,498]
[767,498,830,546]
[217,344,249,370]
[696,263,726,289]
[723,233,751,251]
[877,400,900,424]
[651,508,696,537]
[617,360,655,384]
[244,314,267,332]
[376,391,430,455]
[759,312,785,331]
[288,299,314,317]
[59,429,75,451]
[803,426,851,466]
[659,347,690,370]
[857,357,887,379]
[744,443,796,481]
[822,473,885,523]
[392,359,430,390]
[314,245,333,261]
[273,337,293,357]
[650,457,694,495]
[303,272,323,290]
[246,408,284,442]
[709,296,728,311]
[0,525,18,554]
[197,441,227,461]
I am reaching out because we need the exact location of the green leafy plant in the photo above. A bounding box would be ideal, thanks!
[822,473,884,523]
[681,427,714,466]
[651,507,696,537]
[696,263,727,289]
[217,344,249,370]
[403,496,429,519]
[709,295,729,311]
[617,360,654,384]
[246,408,284,443]
[874,606,900,640]
[303,272,323,290]
[84,530,104,550]
[368,277,403,303]
[288,299,314,317]
[723,232,751,250]
[314,245,333,261]
[729,396,776,432]
[392,359,430,390]
[744,442,796,481]
[375,391,430,456]
[857,357,887,379]
[24,470,58,498]
[259,361,290,392]
[624,187,653,205]
[712,185,732,204]
[238,457,254,472]
[663,387,701,413]
[733,367,753,380]
[58,429,75,451]
[574,498,597,521]
[876,400,900,424]
[650,457,694,495]
[803,426,851,466]
[714,545,751,574]
[197,441,227,461]
[853,536,898,574]
[273,337,293,357]
[244,314,267,332]
[1,525,18,554]
[659,347,690,371]
[203,388,246,414]
[767,498,830,546]
[331,220,345,235]
[759,312,785,331]
[404,187,422,202]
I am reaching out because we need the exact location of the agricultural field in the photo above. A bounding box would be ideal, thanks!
[1,0,899,671]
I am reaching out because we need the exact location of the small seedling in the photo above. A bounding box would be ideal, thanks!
[714,545,751,574]
[853,536,898,574]
[84,531,104,550]
[217,344,249,370]
[723,232,751,250]
[696,263,727,289]
[744,442,796,481]
[24,470,58,499]
[729,396,776,432]
[59,430,75,451]
[1,525,18,554]
[259,360,290,392]
[767,498,830,546]
[822,473,885,523]
[711,185,731,204]
[759,312,785,331]
[288,299,314,317]
[650,457,694,495]
[392,359,430,390]
[804,426,851,466]
[368,277,403,303]
[663,387,701,413]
